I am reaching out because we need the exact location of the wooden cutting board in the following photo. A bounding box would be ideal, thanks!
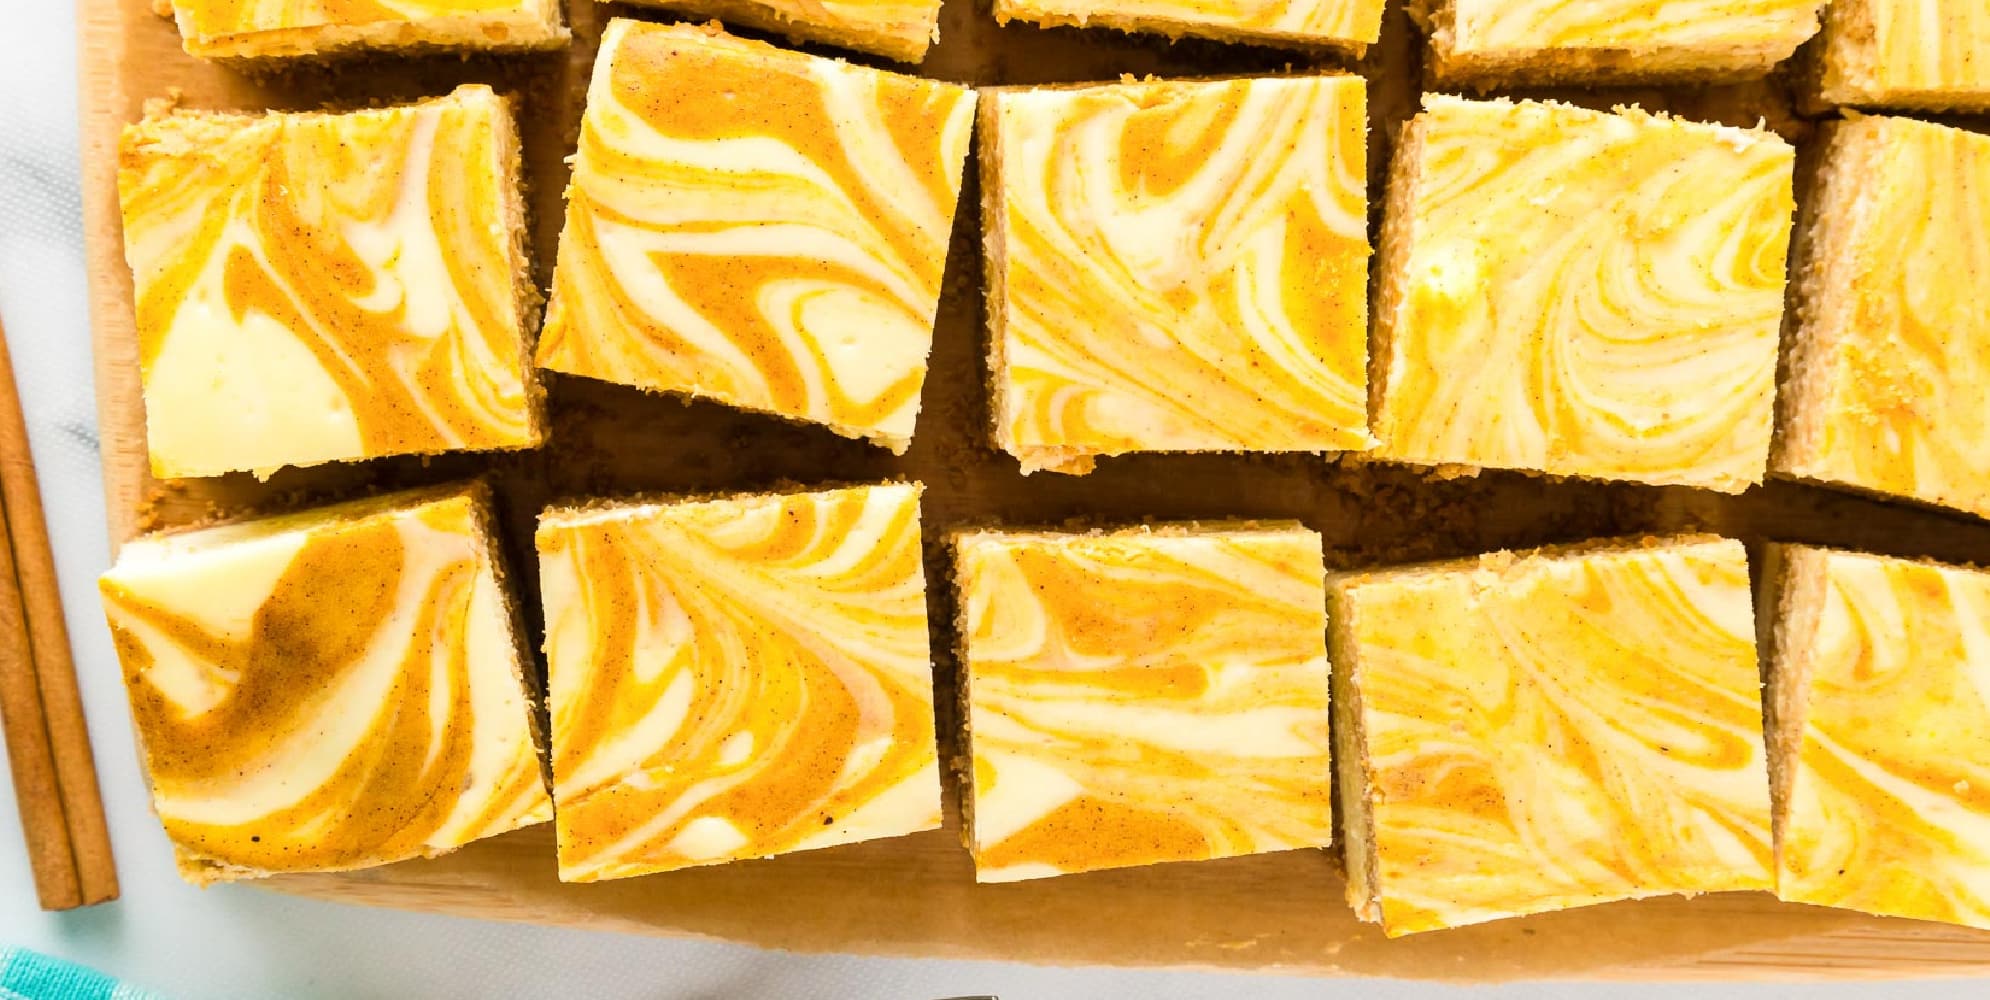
[75,0,1990,979]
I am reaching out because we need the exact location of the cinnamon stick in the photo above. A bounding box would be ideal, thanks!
[0,485,80,909]
[0,319,118,907]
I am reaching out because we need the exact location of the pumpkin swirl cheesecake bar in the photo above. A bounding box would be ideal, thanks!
[155,0,569,60]
[981,75,1375,475]
[97,484,553,884]
[116,85,544,479]
[537,20,976,455]
[993,0,1385,52]
[1765,546,1990,930]
[1330,537,1773,935]
[1412,0,1826,85]
[1370,96,1796,492]
[1817,0,1990,110]
[1775,115,1990,518]
[538,484,941,881]
[614,0,945,62]
[952,524,1335,882]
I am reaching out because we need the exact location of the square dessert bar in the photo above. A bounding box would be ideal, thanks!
[1818,0,1990,110]
[1776,116,1990,519]
[97,484,552,884]
[117,85,544,479]
[162,0,567,60]
[1415,0,1826,85]
[618,0,944,62]
[1371,97,1795,492]
[537,20,976,455]
[994,0,1384,52]
[953,525,1335,882]
[983,76,1374,475]
[1765,546,1990,930]
[538,483,941,881]
[1330,537,1773,935]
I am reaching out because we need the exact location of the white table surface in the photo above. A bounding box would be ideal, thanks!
[1,3,1984,997]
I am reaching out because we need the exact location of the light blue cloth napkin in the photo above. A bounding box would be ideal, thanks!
[0,948,161,1000]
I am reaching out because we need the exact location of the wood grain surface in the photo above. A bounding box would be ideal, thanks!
[75,0,1990,979]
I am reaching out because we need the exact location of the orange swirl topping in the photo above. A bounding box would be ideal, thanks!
[1331,538,1773,936]
[117,85,543,480]
[1820,0,1990,110]
[620,0,944,62]
[985,77,1374,475]
[992,0,1384,48]
[1771,548,1990,930]
[537,20,976,454]
[538,483,940,882]
[165,0,568,59]
[954,526,1335,883]
[1372,97,1794,492]
[1777,116,1990,518]
[97,485,553,884]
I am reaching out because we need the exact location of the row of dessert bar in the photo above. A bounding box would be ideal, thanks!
[97,480,1990,936]
[158,0,1976,112]
[123,15,1990,519]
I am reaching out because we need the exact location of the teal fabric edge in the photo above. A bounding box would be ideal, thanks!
[0,947,160,1000]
